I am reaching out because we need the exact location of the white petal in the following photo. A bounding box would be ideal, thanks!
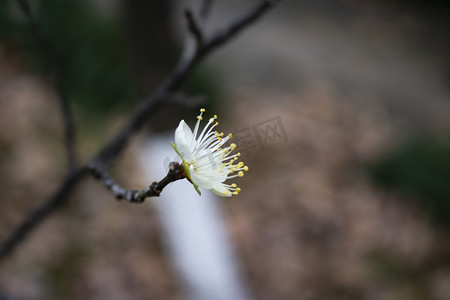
[174,120,194,160]
[189,165,215,189]
[210,183,232,197]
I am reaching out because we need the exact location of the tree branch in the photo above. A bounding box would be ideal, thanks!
[0,0,283,262]
[185,9,204,48]
[15,0,77,172]
[203,0,281,53]
[87,162,186,203]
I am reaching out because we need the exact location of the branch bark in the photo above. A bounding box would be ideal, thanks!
[0,0,283,262]
[88,162,186,203]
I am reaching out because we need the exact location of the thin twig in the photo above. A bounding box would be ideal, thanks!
[204,0,281,53]
[88,162,186,203]
[15,0,77,172]
[185,9,204,48]
[0,0,283,262]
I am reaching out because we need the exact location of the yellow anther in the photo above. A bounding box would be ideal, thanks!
[243,166,249,171]
[238,171,244,177]
[228,133,232,138]
[197,116,203,120]
[217,137,222,141]
[237,162,244,168]
[224,150,229,154]
[231,183,237,188]
[230,143,236,150]
[220,132,224,137]
[214,115,217,119]
[215,131,219,137]
[233,192,239,195]
[200,108,205,112]
[209,118,214,123]
[237,153,241,157]
[215,122,219,126]
[236,188,241,192]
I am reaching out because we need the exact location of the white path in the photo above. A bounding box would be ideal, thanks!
[139,134,251,300]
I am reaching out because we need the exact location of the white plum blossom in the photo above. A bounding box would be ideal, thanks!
[171,108,248,197]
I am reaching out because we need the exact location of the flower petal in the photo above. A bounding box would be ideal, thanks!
[210,183,232,197]
[189,165,215,189]
[174,120,194,161]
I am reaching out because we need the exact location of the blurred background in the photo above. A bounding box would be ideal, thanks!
[1,0,450,299]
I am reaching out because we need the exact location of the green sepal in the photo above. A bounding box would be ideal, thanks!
[171,142,201,196]
[193,183,201,195]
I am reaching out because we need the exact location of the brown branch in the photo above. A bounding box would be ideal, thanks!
[15,0,77,172]
[88,162,186,203]
[0,0,283,262]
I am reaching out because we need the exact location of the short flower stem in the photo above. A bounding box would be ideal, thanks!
[88,162,186,203]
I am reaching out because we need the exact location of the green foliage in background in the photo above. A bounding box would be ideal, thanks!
[370,137,450,226]
[0,0,133,118]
